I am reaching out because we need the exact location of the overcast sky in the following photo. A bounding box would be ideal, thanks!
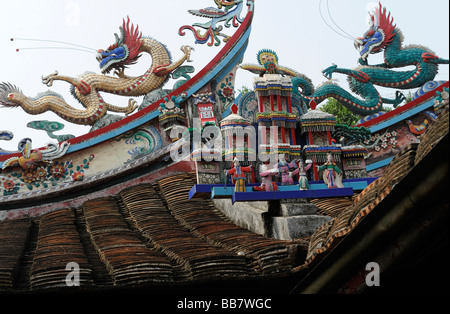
[0,0,448,151]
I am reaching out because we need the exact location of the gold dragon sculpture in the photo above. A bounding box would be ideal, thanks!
[0,18,193,125]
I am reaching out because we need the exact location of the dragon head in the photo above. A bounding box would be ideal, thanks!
[97,17,143,74]
[354,2,396,61]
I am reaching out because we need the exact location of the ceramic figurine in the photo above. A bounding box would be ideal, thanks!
[317,153,343,188]
[274,154,297,185]
[224,157,253,192]
[253,164,278,192]
[291,159,312,190]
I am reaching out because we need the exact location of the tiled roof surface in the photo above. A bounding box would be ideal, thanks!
[0,173,302,292]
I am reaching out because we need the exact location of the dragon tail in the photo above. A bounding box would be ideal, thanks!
[434,58,449,64]
[291,75,315,97]
[421,53,449,64]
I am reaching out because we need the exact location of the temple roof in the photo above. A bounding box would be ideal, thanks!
[0,107,448,295]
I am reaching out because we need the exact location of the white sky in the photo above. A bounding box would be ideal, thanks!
[0,0,448,151]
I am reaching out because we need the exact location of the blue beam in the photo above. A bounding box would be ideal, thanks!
[189,177,378,199]
[231,188,354,203]
[366,157,394,172]
[368,99,434,133]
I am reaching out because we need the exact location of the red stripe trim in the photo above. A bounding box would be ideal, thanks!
[356,81,449,128]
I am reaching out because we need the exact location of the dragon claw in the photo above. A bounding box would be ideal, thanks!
[322,65,338,80]
[393,91,406,107]
[114,67,126,78]
[42,70,59,87]
[181,45,194,62]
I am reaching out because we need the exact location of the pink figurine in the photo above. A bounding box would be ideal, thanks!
[253,164,278,191]
[274,154,297,185]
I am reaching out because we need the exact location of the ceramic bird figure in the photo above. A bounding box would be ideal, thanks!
[406,119,428,135]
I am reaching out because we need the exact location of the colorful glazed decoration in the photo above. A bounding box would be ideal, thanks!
[291,159,313,190]
[224,157,253,192]
[27,120,75,142]
[0,130,13,141]
[317,153,343,189]
[434,87,449,113]
[406,119,429,135]
[0,130,15,155]
[0,175,21,195]
[292,3,449,115]
[299,110,336,133]
[3,154,94,193]
[241,49,305,77]
[220,104,255,161]
[303,145,342,164]
[179,0,247,46]
[172,66,195,90]
[412,81,446,100]
[217,72,235,108]
[116,125,162,161]
[332,124,371,146]
[256,112,297,128]
[404,111,436,137]
[0,18,193,125]
[2,138,70,170]
[362,129,399,152]
[158,96,185,129]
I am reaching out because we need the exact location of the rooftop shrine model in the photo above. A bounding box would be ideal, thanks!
[0,1,448,294]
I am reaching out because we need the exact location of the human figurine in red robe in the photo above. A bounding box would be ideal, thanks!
[224,157,253,192]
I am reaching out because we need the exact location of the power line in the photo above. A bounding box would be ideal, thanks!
[14,47,94,54]
[326,0,355,39]
[318,0,354,41]
[11,38,96,52]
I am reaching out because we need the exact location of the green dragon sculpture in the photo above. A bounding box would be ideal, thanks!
[0,18,193,125]
[292,3,449,116]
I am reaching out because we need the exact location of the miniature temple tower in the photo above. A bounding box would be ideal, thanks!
[240,49,303,163]
[299,109,341,181]
[219,104,256,184]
